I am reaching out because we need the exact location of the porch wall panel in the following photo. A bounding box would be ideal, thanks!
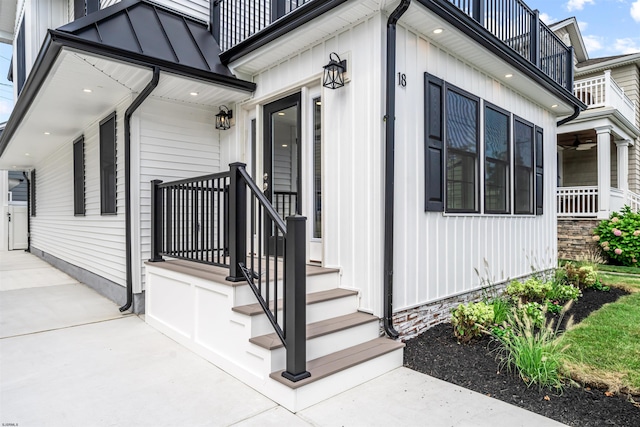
[30,99,129,286]
[249,14,384,315]
[137,98,222,290]
[611,65,640,193]
[392,25,559,312]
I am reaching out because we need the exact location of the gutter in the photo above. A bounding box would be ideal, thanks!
[383,0,411,339]
[22,171,31,252]
[119,67,160,313]
[557,105,581,127]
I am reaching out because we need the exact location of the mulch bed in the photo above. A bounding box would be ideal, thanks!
[403,287,640,427]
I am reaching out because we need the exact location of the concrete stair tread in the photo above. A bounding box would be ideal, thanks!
[269,337,405,389]
[249,312,377,350]
[232,288,358,316]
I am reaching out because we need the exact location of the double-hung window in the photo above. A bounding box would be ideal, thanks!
[514,117,534,215]
[484,105,510,214]
[425,72,543,216]
[445,87,479,213]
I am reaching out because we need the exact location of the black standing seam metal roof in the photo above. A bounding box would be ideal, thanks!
[0,0,256,158]
[55,0,249,81]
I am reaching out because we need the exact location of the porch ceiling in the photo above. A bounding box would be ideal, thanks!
[557,107,640,148]
[0,0,16,43]
[0,49,253,170]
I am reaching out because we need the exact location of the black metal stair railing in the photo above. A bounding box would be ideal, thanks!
[149,163,310,382]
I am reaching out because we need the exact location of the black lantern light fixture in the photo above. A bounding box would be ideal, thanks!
[215,105,233,130]
[322,52,347,90]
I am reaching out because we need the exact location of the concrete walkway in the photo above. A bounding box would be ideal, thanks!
[0,251,566,426]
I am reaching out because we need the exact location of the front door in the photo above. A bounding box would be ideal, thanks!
[263,93,302,254]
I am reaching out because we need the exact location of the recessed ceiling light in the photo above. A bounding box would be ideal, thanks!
[83,88,92,93]
[25,153,30,156]
[12,165,17,168]
[278,112,285,116]
[43,132,50,135]
[433,28,444,34]
[282,144,288,147]
[551,104,558,108]
[505,73,513,78]
[190,92,198,96]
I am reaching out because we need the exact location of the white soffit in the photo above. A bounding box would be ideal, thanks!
[0,49,152,169]
[0,0,17,43]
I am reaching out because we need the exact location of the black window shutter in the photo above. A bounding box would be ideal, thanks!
[31,169,36,217]
[17,19,26,96]
[73,136,85,215]
[100,113,117,215]
[535,126,544,215]
[424,73,444,212]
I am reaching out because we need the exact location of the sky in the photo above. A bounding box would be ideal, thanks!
[1,0,640,123]
[527,0,640,57]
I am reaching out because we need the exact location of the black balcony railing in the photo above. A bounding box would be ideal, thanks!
[214,0,572,91]
[149,164,310,382]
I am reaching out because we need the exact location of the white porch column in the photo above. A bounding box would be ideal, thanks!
[596,126,613,218]
[616,140,630,192]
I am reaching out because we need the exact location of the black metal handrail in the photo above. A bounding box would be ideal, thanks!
[447,0,572,91]
[213,0,572,91]
[150,164,310,382]
[150,172,231,266]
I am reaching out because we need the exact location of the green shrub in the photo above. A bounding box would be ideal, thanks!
[593,206,640,267]
[518,302,545,328]
[546,282,581,303]
[451,301,494,343]
[561,262,599,290]
[505,278,552,303]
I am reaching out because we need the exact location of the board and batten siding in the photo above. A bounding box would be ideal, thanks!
[248,13,385,315]
[100,0,209,22]
[136,98,222,289]
[392,25,559,312]
[31,100,129,286]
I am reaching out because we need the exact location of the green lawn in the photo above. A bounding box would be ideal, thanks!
[559,273,640,394]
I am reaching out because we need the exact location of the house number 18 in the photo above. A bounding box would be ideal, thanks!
[398,73,407,87]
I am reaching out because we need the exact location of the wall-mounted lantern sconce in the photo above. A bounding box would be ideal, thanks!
[322,52,347,90]
[215,105,233,130]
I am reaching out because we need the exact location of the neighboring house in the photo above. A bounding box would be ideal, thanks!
[0,0,583,411]
[550,18,640,260]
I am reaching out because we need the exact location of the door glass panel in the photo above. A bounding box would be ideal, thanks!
[271,105,298,220]
[313,97,322,238]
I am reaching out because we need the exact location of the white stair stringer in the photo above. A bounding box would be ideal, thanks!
[144,260,404,413]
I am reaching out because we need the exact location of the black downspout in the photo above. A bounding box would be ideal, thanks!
[120,67,160,313]
[557,105,581,126]
[22,171,31,252]
[383,0,411,339]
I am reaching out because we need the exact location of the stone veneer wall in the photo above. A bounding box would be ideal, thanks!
[557,219,601,261]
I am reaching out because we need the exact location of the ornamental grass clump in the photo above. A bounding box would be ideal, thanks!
[495,301,574,390]
[593,206,640,267]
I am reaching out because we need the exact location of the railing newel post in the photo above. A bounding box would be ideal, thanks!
[282,214,311,382]
[226,162,247,282]
[149,179,165,262]
[530,8,540,66]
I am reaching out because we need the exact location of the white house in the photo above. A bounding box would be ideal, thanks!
[549,17,640,260]
[0,0,584,411]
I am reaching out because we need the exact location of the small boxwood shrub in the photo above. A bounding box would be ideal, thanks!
[593,206,640,267]
[505,278,552,303]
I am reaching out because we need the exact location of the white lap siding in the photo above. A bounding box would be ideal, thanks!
[31,100,128,286]
[136,98,221,290]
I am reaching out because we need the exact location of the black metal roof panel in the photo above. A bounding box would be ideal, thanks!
[56,0,235,78]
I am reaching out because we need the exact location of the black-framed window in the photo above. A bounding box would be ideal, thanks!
[514,117,534,214]
[484,104,510,214]
[73,136,85,215]
[100,112,117,215]
[445,87,479,213]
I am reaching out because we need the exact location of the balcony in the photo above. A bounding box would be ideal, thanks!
[214,0,572,91]
[573,71,638,127]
